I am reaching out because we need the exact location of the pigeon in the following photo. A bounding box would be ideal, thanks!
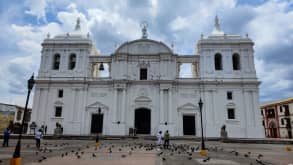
[38,159,43,163]
[203,157,210,162]
[77,155,81,159]
[244,154,249,158]
[35,151,38,155]
[235,151,239,156]
[257,154,263,159]
[256,159,266,165]
[92,153,96,157]
[162,157,166,161]
[121,154,126,158]
[157,151,163,156]
[188,157,192,160]
[61,153,64,157]
[42,156,47,160]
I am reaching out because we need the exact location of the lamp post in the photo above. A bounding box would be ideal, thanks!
[95,107,102,148]
[11,74,35,165]
[198,98,207,156]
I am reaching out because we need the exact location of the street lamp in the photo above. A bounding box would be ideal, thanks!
[11,74,35,165]
[95,107,102,148]
[198,98,207,156]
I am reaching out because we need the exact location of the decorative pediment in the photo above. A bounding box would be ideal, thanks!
[135,96,152,102]
[115,39,172,55]
[86,101,109,110]
[177,103,198,111]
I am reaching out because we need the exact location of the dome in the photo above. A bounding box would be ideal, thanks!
[115,38,173,55]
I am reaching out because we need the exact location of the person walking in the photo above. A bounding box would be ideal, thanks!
[44,125,47,135]
[163,130,170,149]
[157,131,163,146]
[35,129,43,149]
[2,128,11,147]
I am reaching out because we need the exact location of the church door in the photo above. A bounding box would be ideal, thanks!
[135,108,151,134]
[183,115,196,135]
[91,114,103,134]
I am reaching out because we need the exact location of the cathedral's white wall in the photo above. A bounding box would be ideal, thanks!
[30,29,264,138]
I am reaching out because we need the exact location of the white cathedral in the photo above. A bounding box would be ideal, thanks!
[30,17,264,138]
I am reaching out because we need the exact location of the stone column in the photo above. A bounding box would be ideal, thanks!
[113,89,118,122]
[160,89,164,123]
[242,89,248,137]
[244,91,253,126]
[81,86,87,135]
[43,88,49,124]
[121,89,126,123]
[177,63,181,78]
[210,90,215,124]
[168,88,172,123]
[30,88,41,130]
[251,91,254,126]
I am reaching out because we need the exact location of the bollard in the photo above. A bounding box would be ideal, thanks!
[10,157,21,165]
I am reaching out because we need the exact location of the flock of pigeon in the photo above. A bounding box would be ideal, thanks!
[0,141,274,165]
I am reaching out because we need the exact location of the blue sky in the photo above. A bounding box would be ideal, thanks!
[0,0,292,106]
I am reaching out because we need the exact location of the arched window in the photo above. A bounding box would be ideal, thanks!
[68,54,76,70]
[232,53,240,70]
[53,54,60,70]
[214,53,222,70]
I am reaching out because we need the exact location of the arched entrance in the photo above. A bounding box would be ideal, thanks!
[268,122,278,138]
[135,108,151,134]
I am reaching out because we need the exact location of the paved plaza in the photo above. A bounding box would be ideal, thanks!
[0,139,292,165]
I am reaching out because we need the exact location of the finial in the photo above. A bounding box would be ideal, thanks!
[215,15,221,31]
[75,17,81,31]
[212,15,224,35]
[87,32,90,38]
[246,33,249,38]
[47,33,50,39]
[201,33,204,39]
[140,21,148,39]
[171,42,174,49]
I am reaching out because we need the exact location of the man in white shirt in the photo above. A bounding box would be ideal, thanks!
[35,129,43,149]
[157,131,163,146]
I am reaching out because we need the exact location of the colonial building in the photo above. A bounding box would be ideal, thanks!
[261,98,293,139]
[30,17,264,138]
[0,103,31,133]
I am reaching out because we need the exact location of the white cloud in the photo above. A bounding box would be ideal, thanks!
[24,0,48,22]
[169,16,189,31]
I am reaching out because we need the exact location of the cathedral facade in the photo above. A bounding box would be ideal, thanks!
[30,17,264,138]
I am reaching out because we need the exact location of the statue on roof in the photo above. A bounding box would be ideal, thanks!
[212,15,224,35]
[215,15,221,32]
[75,17,81,31]
[140,21,148,39]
